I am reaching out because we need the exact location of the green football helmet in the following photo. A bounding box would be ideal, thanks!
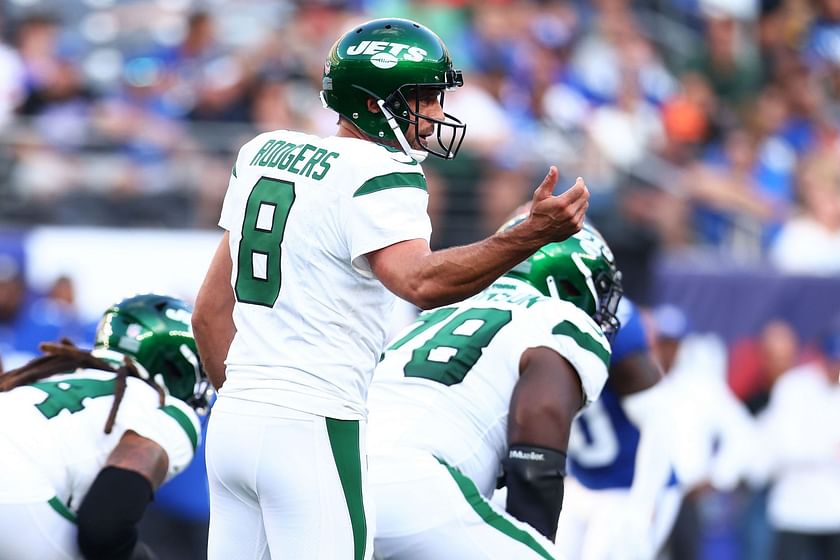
[93,294,210,410]
[501,216,624,334]
[320,17,466,161]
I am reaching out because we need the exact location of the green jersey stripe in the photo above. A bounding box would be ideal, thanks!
[48,496,77,524]
[551,320,610,367]
[353,172,426,197]
[326,418,367,560]
[439,459,555,560]
[159,405,198,451]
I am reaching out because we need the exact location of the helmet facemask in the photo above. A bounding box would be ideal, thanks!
[501,218,624,336]
[591,268,623,335]
[378,69,466,161]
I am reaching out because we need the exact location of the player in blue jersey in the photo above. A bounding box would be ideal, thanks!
[557,297,679,560]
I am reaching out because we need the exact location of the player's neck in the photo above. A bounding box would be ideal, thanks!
[336,119,370,141]
[336,118,409,153]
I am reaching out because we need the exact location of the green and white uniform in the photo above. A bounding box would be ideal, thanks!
[0,369,200,560]
[218,130,430,419]
[367,279,610,560]
[208,130,431,560]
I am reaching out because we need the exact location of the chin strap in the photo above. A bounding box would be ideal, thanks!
[376,99,428,162]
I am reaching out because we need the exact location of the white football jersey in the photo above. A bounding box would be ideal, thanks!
[0,369,200,514]
[367,278,611,497]
[219,130,431,420]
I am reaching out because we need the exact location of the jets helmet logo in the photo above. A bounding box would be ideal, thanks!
[346,41,428,67]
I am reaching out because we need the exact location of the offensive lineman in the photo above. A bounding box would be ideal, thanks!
[193,17,590,560]
[366,222,623,559]
[0,294,209,560]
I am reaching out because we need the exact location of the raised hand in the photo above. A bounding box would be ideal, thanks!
[526,167,589,243]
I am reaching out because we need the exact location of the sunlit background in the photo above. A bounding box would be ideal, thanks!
[2,0,840,559]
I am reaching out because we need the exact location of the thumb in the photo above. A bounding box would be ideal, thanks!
[532,166,559,203]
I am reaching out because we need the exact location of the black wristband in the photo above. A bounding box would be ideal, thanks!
[501,444,567,541]
[77,466,154,560]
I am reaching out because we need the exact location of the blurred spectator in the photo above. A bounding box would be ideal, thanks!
[684,0,762,110]
[758,313,840,559]
[727,318,802,560]
[0,11,24,127]
[0,254,94,370]
[729,319,800,415]
[14,13,94,147]
[770,150,840,274]
[0,253,29,367]
[687,125,790,257]
[775,57,839,157]
[806,0,840,73]
[586,71,665,175]
[569,0,676,105]
[652,304,761,560]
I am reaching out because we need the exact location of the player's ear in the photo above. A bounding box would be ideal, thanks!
[366,97,380,114]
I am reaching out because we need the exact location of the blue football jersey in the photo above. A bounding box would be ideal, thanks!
[568,298,676,489]
[569,385,639,488]
[611,298,648,363]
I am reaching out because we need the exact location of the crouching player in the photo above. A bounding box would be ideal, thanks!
[0,294,210,560]
[367,222,623,559]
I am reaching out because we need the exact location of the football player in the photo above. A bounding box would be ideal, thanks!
[0,294,210,560]
[556,296,678,560]
[366,222,622,559]
[194,17,589,560]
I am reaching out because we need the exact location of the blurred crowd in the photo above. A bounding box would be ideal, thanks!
[1,0,840,276]
[3,1,840,559]
[643,303,840,560]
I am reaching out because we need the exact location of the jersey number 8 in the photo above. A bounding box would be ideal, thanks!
[235,177,296,307]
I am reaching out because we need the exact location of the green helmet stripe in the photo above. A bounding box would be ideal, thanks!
[552,320,610,368]
[353,172,427,197]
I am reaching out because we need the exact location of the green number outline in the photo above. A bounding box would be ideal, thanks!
[403,307,512,386]
[387,308,458,351]
[234,177,296,306]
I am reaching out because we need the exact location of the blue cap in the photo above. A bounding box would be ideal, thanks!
[652,304,690,340]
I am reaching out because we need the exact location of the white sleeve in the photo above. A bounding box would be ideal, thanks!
[219,135,264,231]
[346,176,432,278]
[121,394,201,481]
[527,301,611,405]
[218,168,242,231]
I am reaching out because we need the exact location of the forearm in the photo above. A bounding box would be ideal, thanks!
[194,234,235,389]
[77,467,156,560]
[396,226,550,309]
[193,315,234,390]
[503,349,583,540]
